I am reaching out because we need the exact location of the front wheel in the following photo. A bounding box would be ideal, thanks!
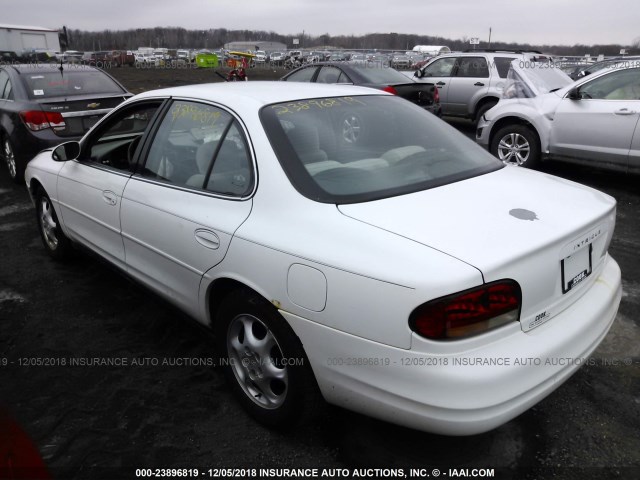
[490,124,541,169]
[216,289,322,429]
[36,190,72,260]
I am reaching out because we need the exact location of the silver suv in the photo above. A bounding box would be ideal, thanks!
[412,50,552,124]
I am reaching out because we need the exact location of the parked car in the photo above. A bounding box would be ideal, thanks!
[282,61,441,116]
[0,63,132,182]
[25,82,621,435]
[412,50,553,124]
[566,56,640,80]
[255,51,268,64]
[391,54,413,70]
[477,61,640,172]
[270,51,285,66]
[81,51,111,66]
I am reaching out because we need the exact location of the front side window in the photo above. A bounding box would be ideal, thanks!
[580,68,640,100]
[142,100,253,196]
[85,101,163,171]
[261,95,501,204]
[422,57,457,77]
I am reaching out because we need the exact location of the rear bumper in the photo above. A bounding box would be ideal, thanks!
[284,255,621,435]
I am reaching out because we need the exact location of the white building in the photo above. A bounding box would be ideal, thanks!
[0,24,61,56]
[412,45,451,56]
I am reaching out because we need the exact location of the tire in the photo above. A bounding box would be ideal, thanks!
[216,288,322,429]
[36,190,72,260]
[490,124,541,169]
[474,100,498,126]
[2,136,24,183]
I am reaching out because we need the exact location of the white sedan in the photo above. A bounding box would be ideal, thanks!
[25,82,621,435]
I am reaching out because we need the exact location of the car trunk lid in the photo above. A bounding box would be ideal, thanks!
[37,94,131,136]
[337,167,616,332]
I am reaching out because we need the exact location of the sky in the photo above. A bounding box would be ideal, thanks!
[2,0,639,47]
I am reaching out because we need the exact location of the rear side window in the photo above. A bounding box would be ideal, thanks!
[21,68,124,99]
[494,57,517,78]
[0,70,10,99]
[285,66,318,82]
[455,57,489,78]
[142,100,253,196]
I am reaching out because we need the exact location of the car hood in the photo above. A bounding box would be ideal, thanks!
[502,59,572,99]
[338,166,616,331]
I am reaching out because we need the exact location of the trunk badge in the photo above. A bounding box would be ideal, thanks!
[87,102,100,109]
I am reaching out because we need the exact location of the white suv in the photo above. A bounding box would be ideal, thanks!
[411,50,552,123]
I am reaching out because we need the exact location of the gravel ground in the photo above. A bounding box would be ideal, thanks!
[0,66,639,480]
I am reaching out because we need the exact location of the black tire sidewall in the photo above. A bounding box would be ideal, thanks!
[35,190,71,259]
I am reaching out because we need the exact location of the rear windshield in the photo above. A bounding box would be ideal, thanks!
[21,69,124,99]
[261,95,502,204]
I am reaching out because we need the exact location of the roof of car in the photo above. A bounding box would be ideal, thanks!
[133,81,387,106]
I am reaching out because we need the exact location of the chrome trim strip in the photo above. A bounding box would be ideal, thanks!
[61,108,112,118]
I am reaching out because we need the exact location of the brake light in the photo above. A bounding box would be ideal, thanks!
[19,111,66,132]
[382,86,398,95]
[409,280,521,340]
[433,85,440,103]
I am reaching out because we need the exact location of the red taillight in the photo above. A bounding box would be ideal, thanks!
[409,280,521,340]
[433,85,440,104]
[382,85,398,95]
[19,111,66,132]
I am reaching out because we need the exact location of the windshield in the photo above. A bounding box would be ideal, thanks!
[22,68,124,99]
[502,60,572,99]
[260,95,502,204]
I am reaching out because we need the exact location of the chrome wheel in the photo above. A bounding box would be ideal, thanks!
[226,313,288,409]
[39,196,59,250]
[3,138,16,179]
[497,132,530,166]
[342,114,362,143]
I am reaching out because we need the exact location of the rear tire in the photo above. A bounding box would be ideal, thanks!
[216,288,322,429]
[2,137,24,184]
[474,101,498,126]
[36,189,72,260]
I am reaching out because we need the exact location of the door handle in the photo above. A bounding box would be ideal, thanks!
[102,190,117,206]
[194,229,220,250]
[474,82,485,87]
[436,81,446,86]
[614,108,636,115]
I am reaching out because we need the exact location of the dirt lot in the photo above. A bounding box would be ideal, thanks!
[0,66,639,480]
[107,63,284,94]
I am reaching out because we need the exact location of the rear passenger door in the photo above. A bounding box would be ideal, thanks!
[120,99,254,319]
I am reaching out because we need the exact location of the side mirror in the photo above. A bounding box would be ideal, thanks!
[414,70,424,79]
[52,141,81,162]
[567,88,581,100]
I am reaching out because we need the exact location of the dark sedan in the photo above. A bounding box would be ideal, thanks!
[0,63,131,182]
[281,61,441,116]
